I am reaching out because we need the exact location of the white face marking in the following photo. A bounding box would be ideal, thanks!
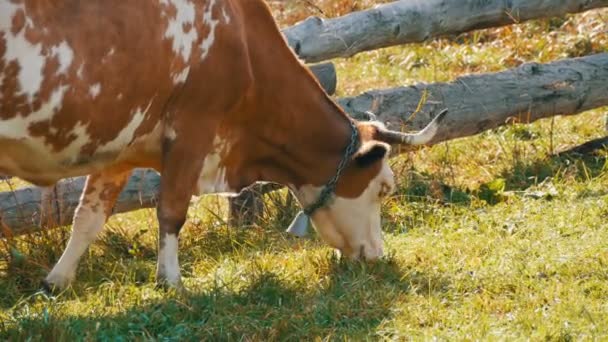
[294,160,395,260]
[200,0,220,60]
[158,234,181,285]
[97,99,154,154]
[89,83,101,98]
[195,136,235,195]
[45,185,107,288]
[164,0,198,62]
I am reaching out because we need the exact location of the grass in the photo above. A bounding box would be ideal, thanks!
[2,3,608,340]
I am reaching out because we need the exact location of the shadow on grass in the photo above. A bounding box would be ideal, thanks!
[395,145,608,207]
[399,170,473,205]
[0,255,452,340]
[478,150,607,204]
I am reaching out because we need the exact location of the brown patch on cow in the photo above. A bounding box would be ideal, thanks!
[83,170,130,216]
[11,9,26,35]
[0,60,30,119]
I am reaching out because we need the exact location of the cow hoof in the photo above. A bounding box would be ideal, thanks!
[43,272,73,293]
[155,278,187,295]
[40,279,63,296]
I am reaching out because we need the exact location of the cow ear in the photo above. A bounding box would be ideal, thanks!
[353,142,390,168]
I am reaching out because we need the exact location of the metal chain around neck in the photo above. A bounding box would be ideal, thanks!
[303,119,360,215]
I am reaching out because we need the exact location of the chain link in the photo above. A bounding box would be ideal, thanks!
[304,119,360,215]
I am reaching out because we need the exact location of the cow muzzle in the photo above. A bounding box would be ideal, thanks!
[341,240,384,261]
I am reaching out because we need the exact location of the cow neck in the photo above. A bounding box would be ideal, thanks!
[234,0,358,193]
[248,75,356,192]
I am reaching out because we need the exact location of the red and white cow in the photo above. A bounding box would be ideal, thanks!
[0,0,446,290]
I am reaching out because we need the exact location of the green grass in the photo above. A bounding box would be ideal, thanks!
[1,7,608,341]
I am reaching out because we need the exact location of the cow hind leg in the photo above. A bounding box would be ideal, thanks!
[43,170,130,290]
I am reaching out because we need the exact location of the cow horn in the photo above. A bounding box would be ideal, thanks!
[376,109,448,145]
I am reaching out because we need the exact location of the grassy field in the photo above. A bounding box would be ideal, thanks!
[2,2,608,340]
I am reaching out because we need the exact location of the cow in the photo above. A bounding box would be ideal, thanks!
[0,0,447,291]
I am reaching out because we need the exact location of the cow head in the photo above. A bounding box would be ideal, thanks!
[290,110,447,261]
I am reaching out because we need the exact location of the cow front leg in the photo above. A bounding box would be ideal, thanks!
[156,140,207,290]
[156,209,186,289]
[44,170,130,290]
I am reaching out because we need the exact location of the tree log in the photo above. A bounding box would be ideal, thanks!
[2,53,607,236]
[283,0,608,63]
[0,170,159,237]
[308,62,337,95]
[338,53,608,144]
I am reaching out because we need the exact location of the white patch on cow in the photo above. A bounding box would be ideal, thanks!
[101,47,115,64]
[62,121,92,159]
[158,233,181,285]
[200,0,220,60]
[172,66,190,84]
[45,186,107,288]
[89,83,101,98]
[97,99,154,153]
[50,41,74,75]
[222,6,231,24]
[76,63,85,79]
[164,0,198,62]
[117,93,123,100]
[0,2,45,100]
[195,136,235,195]
[125,121,163,160]
[164,126,177,140]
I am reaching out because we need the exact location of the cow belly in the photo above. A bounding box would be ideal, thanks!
[0,137,116,185]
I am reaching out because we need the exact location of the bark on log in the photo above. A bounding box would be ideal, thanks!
[283,0,608,63]
[2,53,608,236]
[0,170,159,237]
[308,62,337,95]
[338,53,608,144]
